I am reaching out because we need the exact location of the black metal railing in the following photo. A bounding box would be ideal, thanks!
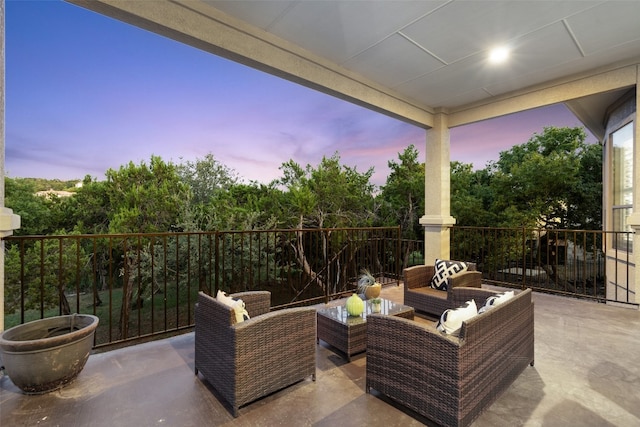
[4,227,404,348]
[4,225,636,349]
[450,226,637,306]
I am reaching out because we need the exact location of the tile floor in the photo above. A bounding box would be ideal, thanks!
[1,284,639,426]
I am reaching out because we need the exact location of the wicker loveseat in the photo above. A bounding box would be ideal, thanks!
[366,288,534,427]
[403,261,483,317]
[194,291,316,416]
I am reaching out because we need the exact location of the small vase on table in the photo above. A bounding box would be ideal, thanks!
[371,298,382,313]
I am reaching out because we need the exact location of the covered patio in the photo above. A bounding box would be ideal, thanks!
[1,2,640,425]
[2,285,639,426]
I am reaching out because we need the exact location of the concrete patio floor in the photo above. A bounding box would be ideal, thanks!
[2,284,639,426]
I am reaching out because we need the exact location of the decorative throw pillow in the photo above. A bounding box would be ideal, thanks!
[436,299,477,335]
[216,290,235,306]
[216,290,248,323]
[430,259,468,291]
[232,298,250,322]
[478,291,515,314]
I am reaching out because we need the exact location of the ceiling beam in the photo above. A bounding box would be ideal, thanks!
[448,63,638,128]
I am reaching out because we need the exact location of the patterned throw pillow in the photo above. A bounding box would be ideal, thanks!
[436,299,477,335]
[429,259,468,290]
[478,291,515,314]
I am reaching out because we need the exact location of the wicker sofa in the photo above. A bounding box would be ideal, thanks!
[194,291,316,416]
[366,288,534,427]
[403,262,483,317]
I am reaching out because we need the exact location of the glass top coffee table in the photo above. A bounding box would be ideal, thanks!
[317,297,414,361]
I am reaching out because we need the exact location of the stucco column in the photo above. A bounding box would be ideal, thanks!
[624,74,640,305]
[0,2,23,331]
[420,111,456,263]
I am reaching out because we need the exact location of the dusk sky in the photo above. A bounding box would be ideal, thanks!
[6,1,596,187]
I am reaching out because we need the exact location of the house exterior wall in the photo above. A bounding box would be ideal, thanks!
[604,90,638,306]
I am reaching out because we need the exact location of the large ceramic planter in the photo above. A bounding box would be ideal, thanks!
[0,314,99,394]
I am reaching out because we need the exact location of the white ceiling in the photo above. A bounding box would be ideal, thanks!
[205,0,640,131]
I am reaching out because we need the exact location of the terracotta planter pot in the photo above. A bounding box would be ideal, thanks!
[0,314,99,394]
[364,283,382,300]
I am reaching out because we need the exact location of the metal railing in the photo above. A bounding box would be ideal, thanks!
[4,225,636,349]
[450,226,637,306]
[4,227,406,349]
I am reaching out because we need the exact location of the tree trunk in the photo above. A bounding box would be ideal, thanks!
[59,287,71,315]
[119,256,135,340]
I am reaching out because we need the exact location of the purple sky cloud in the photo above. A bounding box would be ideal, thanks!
[5,1,596,187]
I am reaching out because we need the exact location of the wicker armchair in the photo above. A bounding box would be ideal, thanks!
[194,291,316,417]
[367,288,534,427]
[403,262,482,317]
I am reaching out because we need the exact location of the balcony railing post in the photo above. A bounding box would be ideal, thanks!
[396,225,401,285]
[214,231,220,296]
[522,226,527,290]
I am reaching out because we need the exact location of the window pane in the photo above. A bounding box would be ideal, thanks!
[612,122,633,206]
[613,206,633,251]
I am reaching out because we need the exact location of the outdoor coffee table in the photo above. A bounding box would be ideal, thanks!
[316,297,414,361]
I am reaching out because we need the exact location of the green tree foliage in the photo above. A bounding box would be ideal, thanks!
[207,182,284,230]
[102,156,191,337]
[273,153,376,293]
[54,175,111,234]
[567,142,603,230]
[176,153,238,206]
[5,178,55,235]
[176,153,284,231]
[449,126,602,285]
[8,177,78,192]
[487,126,601,229]
[450,162,497,227]
[105,156,189,233]
[377,145,424,239]
[4,231,87,314]
[277,152,375,229]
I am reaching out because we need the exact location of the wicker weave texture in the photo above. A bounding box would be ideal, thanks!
[403,263,481,317]
[317,314,367,359]
[366,288,534,427]
[194,291,316,417]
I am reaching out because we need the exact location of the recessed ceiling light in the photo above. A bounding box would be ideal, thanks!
[488,46,509,64]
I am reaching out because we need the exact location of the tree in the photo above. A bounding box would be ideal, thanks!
[176,153,238,206]
[209,182,284,230]
[5,178,55,236]
[103,156,191,338]
[57,175,111,234]
[449,126,603,289]
[277,152,375,229]
[450,162,498,228]
[377,145,424,239]
[489,126,599,229]
[4,231,89,315]
[105,156,189,234]
[274,153,376,294]
[566,142,603,230]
